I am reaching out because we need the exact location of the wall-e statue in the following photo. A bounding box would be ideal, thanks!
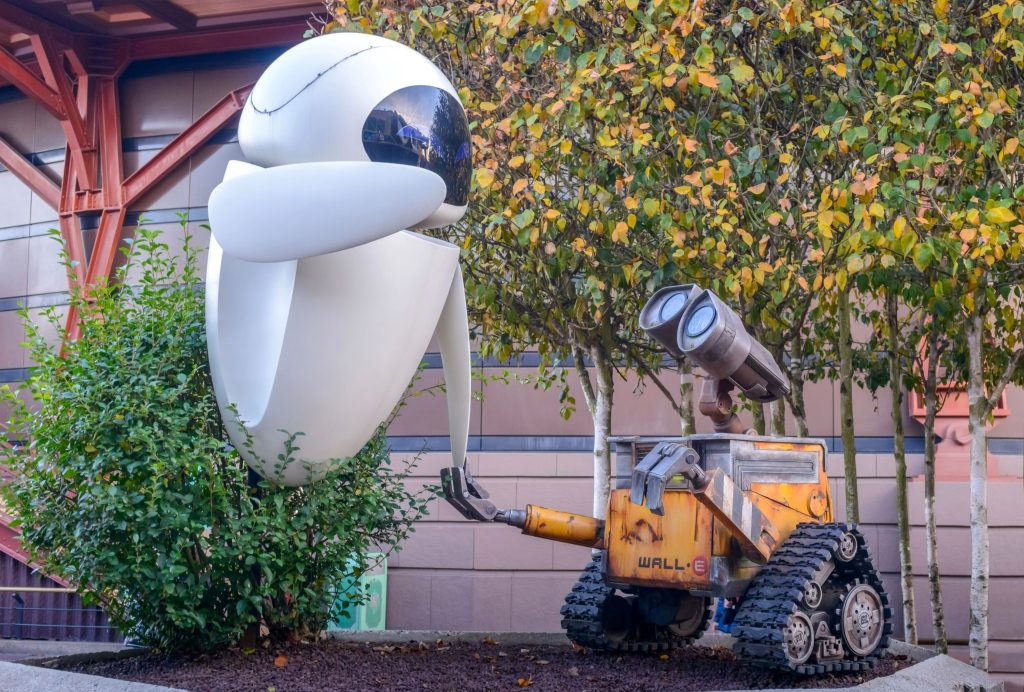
[444,285,893,675]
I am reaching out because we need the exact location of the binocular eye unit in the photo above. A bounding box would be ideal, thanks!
[639,284,790,404]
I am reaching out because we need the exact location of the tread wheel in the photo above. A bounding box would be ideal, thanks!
[732,522,893,675]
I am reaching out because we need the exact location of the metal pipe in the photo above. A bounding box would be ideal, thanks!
[0,587,76,593]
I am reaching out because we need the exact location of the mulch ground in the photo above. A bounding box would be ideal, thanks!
[61,638,912,691]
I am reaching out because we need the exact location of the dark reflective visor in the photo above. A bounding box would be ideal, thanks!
[362,85,471,207]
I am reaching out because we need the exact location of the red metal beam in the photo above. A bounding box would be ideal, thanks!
[81,206,127,295]
[129,21,304,60]
[0,43,65,118]
[58,158,86,289]
[0,135,61,210]
[96,77,122,209]
[128,0,196,31]
[30,32,96,191]
[123,82,253,205]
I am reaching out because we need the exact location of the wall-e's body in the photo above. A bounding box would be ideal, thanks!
[443,284,892,675]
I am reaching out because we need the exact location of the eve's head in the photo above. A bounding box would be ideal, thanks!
[238,33,471,229]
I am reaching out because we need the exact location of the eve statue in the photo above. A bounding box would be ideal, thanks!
[206,32,472,486]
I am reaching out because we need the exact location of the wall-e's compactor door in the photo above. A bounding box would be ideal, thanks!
[605,435,832,598]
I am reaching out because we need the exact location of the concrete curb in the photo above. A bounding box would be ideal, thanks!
[0,661,185,692]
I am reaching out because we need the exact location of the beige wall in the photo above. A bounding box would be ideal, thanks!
[1,56,1023,688]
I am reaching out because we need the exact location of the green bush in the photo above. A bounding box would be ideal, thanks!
[0,222,430,650]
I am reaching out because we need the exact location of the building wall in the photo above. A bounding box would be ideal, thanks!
[1,53,1023,686]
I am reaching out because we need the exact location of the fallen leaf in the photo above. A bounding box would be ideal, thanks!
[568,666,580,677]
[273,654,288,668]
[517,676,534,687]
[482,636,498,646]
[536,659,550,665]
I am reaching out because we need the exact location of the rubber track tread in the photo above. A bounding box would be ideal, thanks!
[732,522,893,675]
[559,555,711,653]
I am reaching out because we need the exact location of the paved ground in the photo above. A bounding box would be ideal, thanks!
[0,639,129,663]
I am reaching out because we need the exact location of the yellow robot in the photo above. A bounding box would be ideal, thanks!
[442,285,892,675]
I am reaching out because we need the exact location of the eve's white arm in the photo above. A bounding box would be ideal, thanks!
[436,266,472,467]
[208,161,447,263]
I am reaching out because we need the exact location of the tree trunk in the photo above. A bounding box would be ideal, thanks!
[678,358,697,436]
[751,402,766,435]
[965,310,989,671]
[789,331,810,437]
[886,290,916,644]
[838,288,859,523]
[767,341,787,436]
[923,325,948,653]
[769,398,786,436]
[590,347,614,520]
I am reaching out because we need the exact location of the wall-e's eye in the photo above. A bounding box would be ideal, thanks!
[362,85,471,207]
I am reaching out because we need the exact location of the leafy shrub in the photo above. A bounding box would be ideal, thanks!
[0,223,430,650]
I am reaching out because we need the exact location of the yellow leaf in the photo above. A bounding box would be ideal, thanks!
[960,227,978,243]
[748,182,767,195]
[479,102,498,112]
[818,210,834,234]
[683,171,703,186]
[624,196,639,210]
[548,100,565,115]
[529,122,544,139]
[579,199,591,216]
[985,206,1016,224]
[966,209,981,225]
[512,179,528,195]
[940,43,957,54]
[560,140,572,154]
[869,202,885,218]
[509,155,525,169]
[893,216,907,239]
[828,63,847,78]
[612,221,629,243]
[767,212,783,226]
[1003,138,1020,157]
[697,71,720,89]
[544,209,560,220]
[662,96,675,112]
[779,152,793,165]
[731,63,754,83]
[475,168,495,188]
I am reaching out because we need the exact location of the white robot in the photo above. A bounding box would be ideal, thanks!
[206,33,473,486]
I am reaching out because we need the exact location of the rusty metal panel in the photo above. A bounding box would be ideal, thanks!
[605,489,712,589]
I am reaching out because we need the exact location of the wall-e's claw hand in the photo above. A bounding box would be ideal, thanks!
[630,442,702,515]
[441,465,499,521]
